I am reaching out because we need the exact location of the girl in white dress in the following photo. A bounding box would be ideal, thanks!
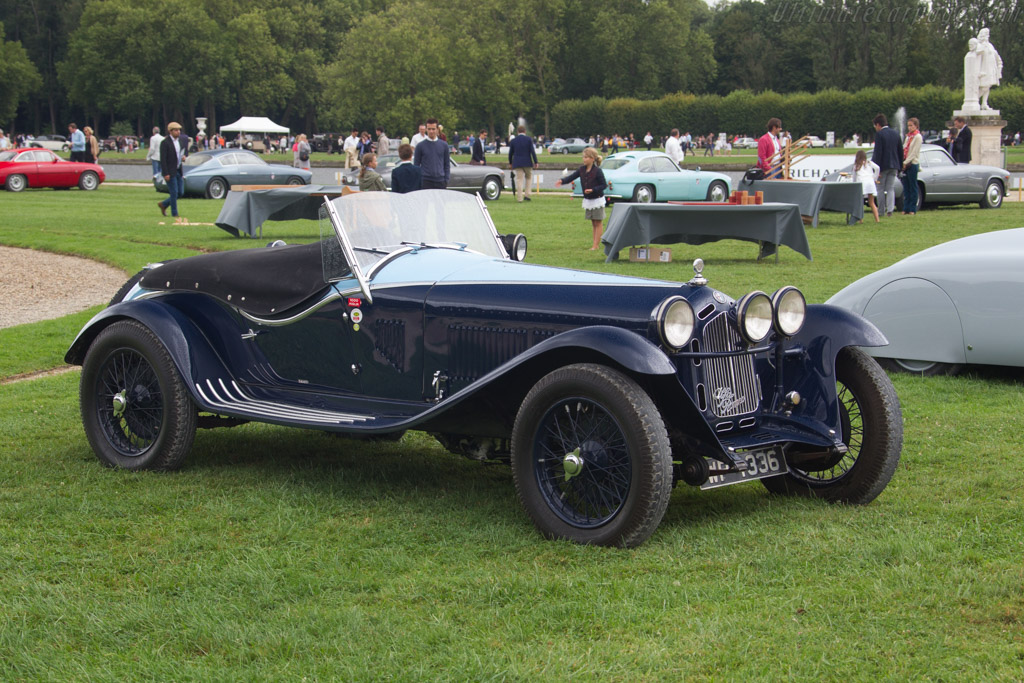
[853,150,880,223]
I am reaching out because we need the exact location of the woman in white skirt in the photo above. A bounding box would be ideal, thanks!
[853,149,880,223]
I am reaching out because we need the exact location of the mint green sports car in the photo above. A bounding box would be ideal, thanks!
[572,151,732,204]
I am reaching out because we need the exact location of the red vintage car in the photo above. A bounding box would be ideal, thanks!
[0,148,105,192]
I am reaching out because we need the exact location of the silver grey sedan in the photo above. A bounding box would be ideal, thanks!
[827,228,1024,375]
[824,144,1010,211]
[342,153,505,200]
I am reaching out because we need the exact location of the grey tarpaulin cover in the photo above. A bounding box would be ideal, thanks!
[601,202,812,263]
[215,185,345,238]
[739,179,864,227]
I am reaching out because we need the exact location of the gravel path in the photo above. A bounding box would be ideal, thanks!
[0,246,127,329]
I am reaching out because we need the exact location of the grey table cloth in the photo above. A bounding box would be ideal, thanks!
[215,185,345,238]
[739,179,864,227]
[602,202,812,263]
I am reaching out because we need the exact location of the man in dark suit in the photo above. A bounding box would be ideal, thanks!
[508,125,538,202]
[871,114,903,218]
[390,143,422,194]
[158,122,186,219]
[471,129,487,165]
[951,116,972,164]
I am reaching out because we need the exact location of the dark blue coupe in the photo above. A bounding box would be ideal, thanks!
[67,191,902,547]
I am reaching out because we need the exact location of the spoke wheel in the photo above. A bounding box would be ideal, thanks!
[206,177,228,199]
[512,364,672,547]
[762,347,902,503]
[80,320,196,470]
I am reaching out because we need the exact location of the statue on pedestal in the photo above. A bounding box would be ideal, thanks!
[977,28,1003,111]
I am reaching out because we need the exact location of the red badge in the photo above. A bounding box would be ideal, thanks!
[347,297,362,307]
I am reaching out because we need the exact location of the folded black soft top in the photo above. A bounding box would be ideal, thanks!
[139,241,331,317]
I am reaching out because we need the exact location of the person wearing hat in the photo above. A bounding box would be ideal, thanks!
[158,122,187,220]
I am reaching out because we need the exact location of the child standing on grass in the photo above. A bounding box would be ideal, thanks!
[854,149,880,223]
[555,147,608,251]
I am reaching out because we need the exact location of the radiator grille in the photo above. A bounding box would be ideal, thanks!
[447,325,528,382]
[700,313,761,417]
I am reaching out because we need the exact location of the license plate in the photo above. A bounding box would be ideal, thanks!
[700,446,788,490]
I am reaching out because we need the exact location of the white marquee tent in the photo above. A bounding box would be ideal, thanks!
[219,116,289,134]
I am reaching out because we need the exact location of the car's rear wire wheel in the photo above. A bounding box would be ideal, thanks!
[206,177,229,199]
[80,320,196,471]
[511,363,672,547]
[762,347,902,504]
[5,174,27,192]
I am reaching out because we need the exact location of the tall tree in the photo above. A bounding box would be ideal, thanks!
[0,21,43,126]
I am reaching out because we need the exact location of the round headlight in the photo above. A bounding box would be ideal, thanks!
[512,234,528,261]
[772,286,806,337]
[655,297,695,350]
[737,291,773,343]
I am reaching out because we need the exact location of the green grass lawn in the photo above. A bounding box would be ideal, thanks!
[2,186,1024,678]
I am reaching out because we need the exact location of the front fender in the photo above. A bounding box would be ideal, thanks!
[525,325,677,376]
[792,303,888,352]
[65,299,229,404]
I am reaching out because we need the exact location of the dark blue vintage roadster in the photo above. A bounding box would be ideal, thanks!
[67,191,902,547]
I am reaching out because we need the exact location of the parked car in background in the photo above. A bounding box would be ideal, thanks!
[733,137,758,149]
[341,152,505,200]
[28,134,70,152]
[572,151,731,203]
[67,190,903,547]
[311,134,340,154]
[828,228,1024,376]
[457,140,497,155]
[153,149,311,199]
[0,148,104,192]
[824,144,1009,210]
[805,135,827,148]
[548,138,589,155]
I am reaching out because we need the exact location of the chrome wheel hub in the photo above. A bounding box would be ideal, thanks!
[563,448,584,480]
[112,390,127,418]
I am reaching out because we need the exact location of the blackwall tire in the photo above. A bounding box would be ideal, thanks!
[762,347,902,504]
[80,320,196,471]
[511,363,673,547]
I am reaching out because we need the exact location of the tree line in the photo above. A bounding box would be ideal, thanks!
[1,0,1021,140]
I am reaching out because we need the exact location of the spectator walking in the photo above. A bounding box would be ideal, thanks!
[871,113,903,218]
[391,143,422,193]
[343,128,360,169]
[68,123,86,162]
[412,118,450,189]
[508,125,538,202]
[665,129,684,166]
[157,122,186,221]
[757,118,782,178]
[410,124,427,147]
[644,131,653,150]
[83,126,99,164]
[853,150,880,223]
[295,134,311,170]
[471,129,488,165]
[902,117,922,215]
[555,147,608,251]
[376,127,390,156]
[146,127,163,177]
[358,153,387,192]
[0,129,9,150]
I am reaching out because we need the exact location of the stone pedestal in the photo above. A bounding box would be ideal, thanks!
[951,111,1006,168]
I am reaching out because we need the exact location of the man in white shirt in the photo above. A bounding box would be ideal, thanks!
[409,124,427,148]
[146,126,163,177]
[343,128,360,169]
[0,129,9,150]
[665,128,684,166]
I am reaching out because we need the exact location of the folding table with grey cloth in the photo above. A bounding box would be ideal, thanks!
[215,185,345,238]
[739,179,864,227]
[601,202,812,263]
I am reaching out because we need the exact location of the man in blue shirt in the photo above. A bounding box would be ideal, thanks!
[68,123,86,162]
[412,118,450,189]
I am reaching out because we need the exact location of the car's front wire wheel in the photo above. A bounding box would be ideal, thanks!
[762,347,902,503]
[511,363,673,547]
[80,320,196,471]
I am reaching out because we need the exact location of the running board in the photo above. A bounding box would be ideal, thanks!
[195,378,375,426]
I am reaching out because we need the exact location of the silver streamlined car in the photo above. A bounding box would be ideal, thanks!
[549,138,589,155]
[824,144,1010,211]
[341,153,505,200]
[827,228,1024,375]
[154,149,312,199]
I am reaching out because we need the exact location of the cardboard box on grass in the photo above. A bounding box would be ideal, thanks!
[629,247,672,263]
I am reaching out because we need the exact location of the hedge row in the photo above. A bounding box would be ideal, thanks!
[551,85,1024,140]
